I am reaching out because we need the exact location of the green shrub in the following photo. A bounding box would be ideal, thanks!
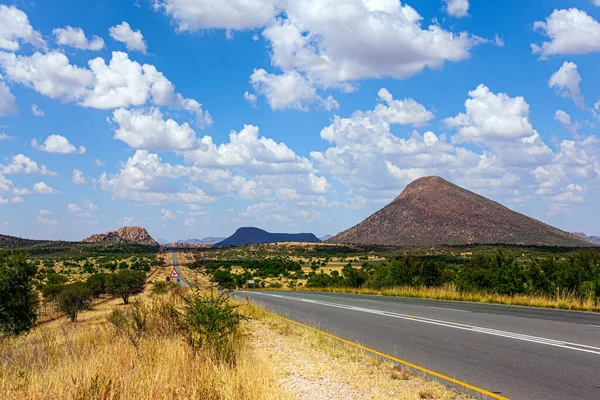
[180,291,243,364]
[0,251,39,336]
[57,282,92,322]
[86,273,110,298]
[151,280,177,296]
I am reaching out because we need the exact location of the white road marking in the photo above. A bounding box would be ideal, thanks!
[239,291,600,356]
[428,306,470,312]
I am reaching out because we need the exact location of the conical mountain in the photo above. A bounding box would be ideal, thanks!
[329,176,589,247]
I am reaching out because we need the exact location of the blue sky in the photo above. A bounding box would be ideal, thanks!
[1,0,600,241]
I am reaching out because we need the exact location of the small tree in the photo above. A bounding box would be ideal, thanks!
[57,282,92,322]
[86,273,110,298]
[0,250,39,336]
[107,270,146,304]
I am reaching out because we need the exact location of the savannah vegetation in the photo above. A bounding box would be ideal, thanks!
[191,244,600,311]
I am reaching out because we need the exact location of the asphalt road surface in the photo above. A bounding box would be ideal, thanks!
[170,252,193,288]
[235,290,600,400]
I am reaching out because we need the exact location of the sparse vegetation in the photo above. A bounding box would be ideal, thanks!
[56,282,93,322]
[107,269,147,304]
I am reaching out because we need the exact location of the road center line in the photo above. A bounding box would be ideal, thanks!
[240,291,600,355]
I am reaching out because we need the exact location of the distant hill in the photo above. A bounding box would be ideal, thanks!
[213,227,321,247]
[320,234,333,241]
[572,233,600,246]
[177,237,226,245]
[0,234,50,249]
[155,238,171,245]
[82,226,159,247]
[329,176,590,247]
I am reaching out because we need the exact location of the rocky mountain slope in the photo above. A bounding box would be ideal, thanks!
[329,176,590,247]
[82,226,159,246]
[571,232,600,246]
[0,234,50,249]
[214,227,321,247]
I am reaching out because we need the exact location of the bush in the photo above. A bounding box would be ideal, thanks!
[107,301,148,348]
[57,282,93,322]
[86,273,110,298]
[151,280,177,296]
[42,283,66,301]
[180,291,243,364]
[0,251,39,336]
[107,270,146,304]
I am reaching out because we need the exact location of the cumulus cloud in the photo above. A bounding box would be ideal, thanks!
[72,169,87,185]
[39,209,51,215]
[53,26,105,51]
[0,5,46,51]
[109,22,147,53]
[36,216,58,225]
[152,0,280,31]
[548,61,584,108]
[112,108,197,150]
[0,51,211,125]
[183,124,313,174]
[99,150,215,203]
[0,174,29,198]
[31,104,44,116]
[248,69,338,111]
[0,77,17,116]
[444,84,534,144]
[443,0,469,17]
[1,154,56,175]
[31,134,86,154]
[0,51,94,101]
[554,110,580,135]
[0,133,11,140]
[161,208,176,220]
[532,8,600,57]
[156,1,482,90]
[33,181,59,194]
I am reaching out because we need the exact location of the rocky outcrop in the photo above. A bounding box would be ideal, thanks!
[572,233,600,246]
[82,226,159,246]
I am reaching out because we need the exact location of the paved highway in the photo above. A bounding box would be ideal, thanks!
[236,290,600,400]
[170,252,193,288]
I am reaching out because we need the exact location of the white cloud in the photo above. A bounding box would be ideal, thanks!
[594,0,600,6]
[183,124,313,174]
[548,62,584,108]
[53,26,105,51]
[112,108,197,150]
[36,216,58,225]
[244,91,257,106]
[532,8,600,57]
[153,0,280,31]
[1,154,57,175]
[32,134,86,154]
[39,209,51,215]
[11,196,23,204]
[33,181,59,194]
[0,51,211,125]
[444,84,534,144]
[0,174,29,198]
[99,150,215,203]
[31,104,44,116]
[73,169,87,185]
[261,2,482,88]
[156,1,482,88]
[0,133,11,140]
[0,5,46,51]
[161,208,176,220]
[68,203,82,213]
[0,76,17,116]
[95,158,106,167]
[183,217,197,227]
[248,69,338,111]
[270,214,291,223]
[554,110,579,135]
[443,0,469,18]
[374,88,434,126]
[0,51,94,101]
[109,22,147,53]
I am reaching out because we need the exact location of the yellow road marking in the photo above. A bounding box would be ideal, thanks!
[277,315,509,400]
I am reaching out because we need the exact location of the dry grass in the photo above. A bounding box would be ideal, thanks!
[0,290,290,400]
[270,284,600,312]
